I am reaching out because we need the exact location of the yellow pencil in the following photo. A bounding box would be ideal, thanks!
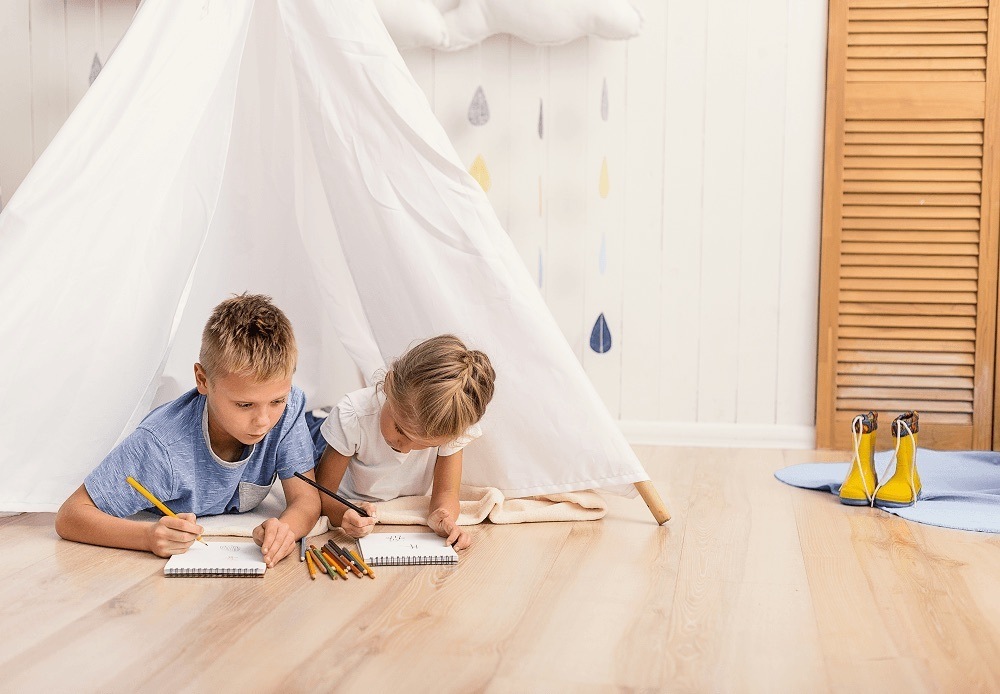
[347,548,376,579]
[125,476,207,545]
[311,546,343,580]
[305,550,318,580]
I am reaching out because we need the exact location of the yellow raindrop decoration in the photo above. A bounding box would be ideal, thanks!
[470,155,491,192]
[599,157,610,198]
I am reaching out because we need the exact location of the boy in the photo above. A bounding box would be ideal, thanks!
[55,294,320,567]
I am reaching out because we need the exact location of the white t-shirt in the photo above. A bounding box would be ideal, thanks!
[319,386,481,502]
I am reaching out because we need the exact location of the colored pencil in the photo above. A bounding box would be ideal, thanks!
[347,547,376,580]
[329,541,364,575]
[299,537,306,562]
[321,547,353,578]
[125,476,207,545]
[321,544,349,571]
[310,547,328,574]
[327,543,362,577]
[293,472,369,517]
[311,545,344,580]
[304,550,318,580]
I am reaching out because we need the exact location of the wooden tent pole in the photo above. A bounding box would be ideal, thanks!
[634,480,670,524]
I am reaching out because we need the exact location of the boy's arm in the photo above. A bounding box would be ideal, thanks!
[55,484,203,557]
[253,471,321,568]
[277,471,322,537]
[315,446,377,537]
[428,450,470,550]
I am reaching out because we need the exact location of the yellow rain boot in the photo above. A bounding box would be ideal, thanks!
[839,411,878,506]
[875,411,921,508]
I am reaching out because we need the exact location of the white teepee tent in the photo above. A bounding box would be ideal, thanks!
[0,0,667,521]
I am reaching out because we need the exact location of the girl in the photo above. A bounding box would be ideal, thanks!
[310,334,495,550]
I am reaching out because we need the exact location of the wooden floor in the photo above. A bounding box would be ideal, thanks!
[2,446,1000,693]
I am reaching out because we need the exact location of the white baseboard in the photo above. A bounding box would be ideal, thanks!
[619,420,816,450]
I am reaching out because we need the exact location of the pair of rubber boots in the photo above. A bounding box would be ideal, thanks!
[839,411,922,508]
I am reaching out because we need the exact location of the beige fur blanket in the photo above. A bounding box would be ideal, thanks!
[192,483,607,537]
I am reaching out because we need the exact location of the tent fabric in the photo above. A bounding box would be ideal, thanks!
[0,0,649,513]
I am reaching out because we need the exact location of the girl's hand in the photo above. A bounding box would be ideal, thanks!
[252,517,296,567]
[428,508,471,551]
[147,513,202,557]
[341,503,378,538]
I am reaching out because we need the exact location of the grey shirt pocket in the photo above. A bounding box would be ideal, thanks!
[238,471,277,512]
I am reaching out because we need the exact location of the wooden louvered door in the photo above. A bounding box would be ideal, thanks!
[816,0,1000,449]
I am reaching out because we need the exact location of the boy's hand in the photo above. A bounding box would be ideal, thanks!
[340,503,378,538]
[147,513,203,557]
[428,508,471,551]
[252,517,296,567]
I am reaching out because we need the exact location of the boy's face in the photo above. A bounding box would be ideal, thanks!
[195,364,292,448]
[379,399,451,454]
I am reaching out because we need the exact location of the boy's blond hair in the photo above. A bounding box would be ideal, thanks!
[199,293,297,381]
[383,334,495,440]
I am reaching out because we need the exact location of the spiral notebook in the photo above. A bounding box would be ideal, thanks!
[163,541,267,577]
[357,532,459,566]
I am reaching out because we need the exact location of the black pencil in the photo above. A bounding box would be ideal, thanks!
[328,540,365,574]
[293,471,370,517]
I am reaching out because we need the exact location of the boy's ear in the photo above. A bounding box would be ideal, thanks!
[194,363,209,395]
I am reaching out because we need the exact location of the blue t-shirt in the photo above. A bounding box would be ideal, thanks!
[85,386,315,517]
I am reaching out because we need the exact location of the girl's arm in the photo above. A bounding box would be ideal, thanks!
[429,450,471,550]
[315,446,377,537]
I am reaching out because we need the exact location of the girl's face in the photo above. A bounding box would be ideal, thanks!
[379,397,451,454]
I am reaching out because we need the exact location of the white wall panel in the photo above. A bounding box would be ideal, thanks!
[619,0,666,422]
[660,0,708,422]
[777,0,826,429]
[736,0,788,425]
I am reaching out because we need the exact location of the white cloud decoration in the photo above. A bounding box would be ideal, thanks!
[372,0,449,50]
[373,0,643,51]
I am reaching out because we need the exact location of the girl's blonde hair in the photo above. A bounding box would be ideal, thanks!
[382,334,495,440]
[200,293,297,381]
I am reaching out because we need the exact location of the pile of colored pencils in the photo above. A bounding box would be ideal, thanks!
[301,538,375,581]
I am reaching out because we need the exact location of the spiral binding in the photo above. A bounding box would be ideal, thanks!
[165,567,264,577]
[369,556,458,566]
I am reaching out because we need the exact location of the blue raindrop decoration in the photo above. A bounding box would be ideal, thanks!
[601,78,608,121]
[590,313,612,353]
[599,234,607,274]
[538,99,544,139]
[468,86,489,126]
[90,53,103,85]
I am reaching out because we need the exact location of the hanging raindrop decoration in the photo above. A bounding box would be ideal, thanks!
[538,98,544,139]
[537,249,544,289]
[599,158,610,198]
[589,313,612,353]
[90,53,103,85]
[599,234,607,274]
[469,155,491,192]
[468,86,489,126]
[601,77,609,121]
